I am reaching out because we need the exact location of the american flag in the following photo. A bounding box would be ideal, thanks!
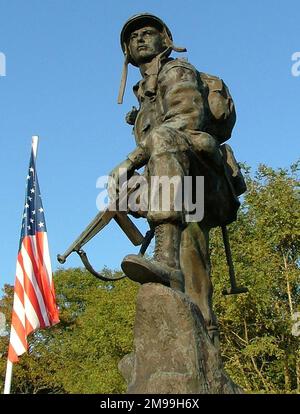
[8,146,59,363]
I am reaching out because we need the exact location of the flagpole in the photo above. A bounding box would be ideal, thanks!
[3,360,13,394]
[3,136,40,394]
[32,135,39,159]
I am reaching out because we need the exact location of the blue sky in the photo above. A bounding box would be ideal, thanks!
[0,0,299,290]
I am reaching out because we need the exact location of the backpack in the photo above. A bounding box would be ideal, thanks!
[199,72,236,144]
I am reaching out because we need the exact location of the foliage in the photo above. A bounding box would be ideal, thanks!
[210,161,300,393]
[0,268,138,393]
[0,162,299,393]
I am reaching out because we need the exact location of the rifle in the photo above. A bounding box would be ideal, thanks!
[57,185,154,281]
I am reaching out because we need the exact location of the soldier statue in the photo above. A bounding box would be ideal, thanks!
[107,13,246,346]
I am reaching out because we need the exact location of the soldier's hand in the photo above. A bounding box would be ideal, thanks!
[108,159,134,202]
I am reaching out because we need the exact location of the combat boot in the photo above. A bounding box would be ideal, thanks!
[121,223,184,291]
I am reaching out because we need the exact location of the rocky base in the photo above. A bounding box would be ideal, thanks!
[119,283,242,394]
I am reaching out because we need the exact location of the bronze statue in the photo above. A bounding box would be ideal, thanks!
[111,13,247,345]
[58,13,247,347]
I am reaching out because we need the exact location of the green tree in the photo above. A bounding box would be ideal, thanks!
[0,268,138,393]
[211,161,300,393]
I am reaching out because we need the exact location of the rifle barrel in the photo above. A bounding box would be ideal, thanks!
[57,209,115,264]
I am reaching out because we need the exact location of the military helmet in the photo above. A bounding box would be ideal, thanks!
[120,13,173,66]
[118,13,186,104]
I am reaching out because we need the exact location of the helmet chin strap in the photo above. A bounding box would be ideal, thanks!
[118,52,129,104]
[117,35,187,105]
[162,26,187,53]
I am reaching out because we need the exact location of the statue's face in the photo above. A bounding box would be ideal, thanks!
[128,25,165,65]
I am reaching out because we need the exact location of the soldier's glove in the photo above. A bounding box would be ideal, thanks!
[108,159,135,202]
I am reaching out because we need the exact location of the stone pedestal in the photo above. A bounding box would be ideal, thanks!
[119,283,242,394]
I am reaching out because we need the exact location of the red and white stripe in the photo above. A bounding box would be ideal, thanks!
[8,232,59,363]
